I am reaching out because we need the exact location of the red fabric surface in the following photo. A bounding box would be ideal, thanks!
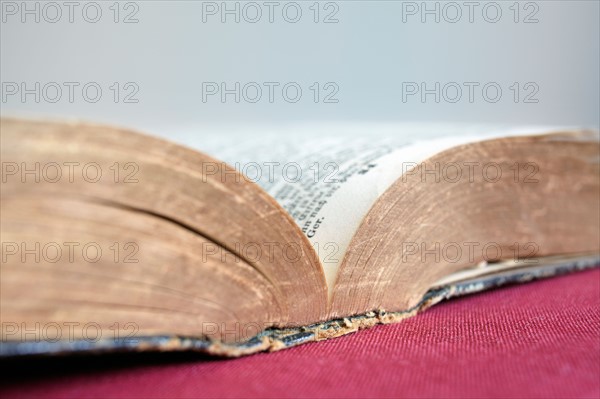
[1,268,599,399]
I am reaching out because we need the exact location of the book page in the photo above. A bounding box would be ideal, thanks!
[166,124,559,293]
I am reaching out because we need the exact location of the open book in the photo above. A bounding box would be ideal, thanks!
[1,118,599,357]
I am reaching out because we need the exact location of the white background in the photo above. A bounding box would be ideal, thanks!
[1,0,598,137]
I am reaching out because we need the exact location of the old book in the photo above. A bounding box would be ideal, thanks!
[1,118,599,357]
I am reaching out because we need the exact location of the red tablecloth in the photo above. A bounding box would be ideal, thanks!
[1,268,599,398]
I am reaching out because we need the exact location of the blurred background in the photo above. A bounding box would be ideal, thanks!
[1,0,599,137]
